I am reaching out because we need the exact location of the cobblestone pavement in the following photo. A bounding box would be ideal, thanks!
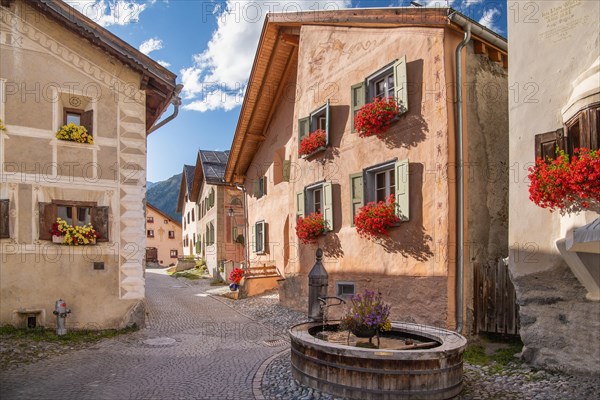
[0,271,288,400]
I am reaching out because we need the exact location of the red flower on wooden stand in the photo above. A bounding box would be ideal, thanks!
[296,212,326,244]
[354,195,401,240]
[354,97,399,138]
[299,129,326,157]
[528,148,600,214]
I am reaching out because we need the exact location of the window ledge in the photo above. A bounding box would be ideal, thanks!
[300,146,327,159]
[51,138,99,150]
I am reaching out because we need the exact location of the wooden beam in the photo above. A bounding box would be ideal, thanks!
[247,133,266,142]
[140,75,150,90]
[473,41,486,55]
[280,33,299,47]
[488,48,502,63]
[502,54,509,70]
[263,47,297,135]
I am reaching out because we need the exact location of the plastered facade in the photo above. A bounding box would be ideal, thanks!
[0,1,149,329]
[145,205,182,266]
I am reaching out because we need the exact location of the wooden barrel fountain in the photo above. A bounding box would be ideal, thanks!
[289,322,467,400]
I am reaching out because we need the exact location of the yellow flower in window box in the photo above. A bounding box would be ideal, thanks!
[56,122,94,144]
[0,118,6,131]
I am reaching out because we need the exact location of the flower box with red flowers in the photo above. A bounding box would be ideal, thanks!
[354,195,401,240]
[229,267,245,285]
[528,148,600,215]
[296,212,327,244]
[299,129,327,158]
[354,97,399,138]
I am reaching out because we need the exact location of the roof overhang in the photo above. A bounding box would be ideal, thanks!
[224,7,508,183]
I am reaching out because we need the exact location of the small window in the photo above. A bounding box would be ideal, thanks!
[147,216,154,223]
[256,176,267,199]
[336,282,355,297]
[168,230,175,239]
[65,109,82,125]
[57,205,91,227]
[184,220,186,229]
[192,209,195,222]
[164,219,168,224]
[193,233,196,246]
[147,229,154,238]
[255,221,266,254]
[0,199,9,239]
[298,100,331,157]
[297,182,334,231]
[187,213,190,224]
[364,161,396,204]
[367,64,395,101]
[170,250,178,258]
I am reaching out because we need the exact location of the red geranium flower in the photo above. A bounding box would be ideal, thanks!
[296,212,326,244]
[354,97,399,138]
[299,129,326,157]
[354,195,401,240]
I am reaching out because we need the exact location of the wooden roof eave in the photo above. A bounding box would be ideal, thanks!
[147,203,182,227]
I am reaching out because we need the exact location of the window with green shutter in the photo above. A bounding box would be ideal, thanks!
[301,181,334,231]
[349,173,364,226]
[298,101,331,157]
[351,82,366,133]
[360,159,410,222]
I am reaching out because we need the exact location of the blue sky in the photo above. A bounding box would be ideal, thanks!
[66,0,507,182]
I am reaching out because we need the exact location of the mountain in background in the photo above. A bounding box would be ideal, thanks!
[147,173,182,222]
[147,181,158,190]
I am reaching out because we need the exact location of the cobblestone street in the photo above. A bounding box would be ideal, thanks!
[0,270,287,400]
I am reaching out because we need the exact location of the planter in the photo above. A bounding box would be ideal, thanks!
[229,283,239,291]
[300,146,326,159]
[351,325,377,339]
[52,235,64,244]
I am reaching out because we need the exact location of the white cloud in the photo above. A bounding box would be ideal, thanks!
[479,7,501,32]
[462,0,483,6]
[181,0,351,113]
[139,37,163,55]
[65,0,147,27]
[422,0,457,7]
[157,60,171,68]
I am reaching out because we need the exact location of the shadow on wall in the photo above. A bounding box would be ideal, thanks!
[323,233,344,259]
[381,59,428,150]
[378,162,433,261]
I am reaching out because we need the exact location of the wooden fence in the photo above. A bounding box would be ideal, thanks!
[474,258,520,335]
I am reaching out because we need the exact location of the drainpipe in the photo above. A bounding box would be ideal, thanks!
[147,84,183,135]
[452,21,471,334]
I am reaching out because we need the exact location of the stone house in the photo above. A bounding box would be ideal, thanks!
[508,1,599,374]
[145,203,182,266]
[177,164,197,256]
[224,7,509,331]
[0,0,179,329]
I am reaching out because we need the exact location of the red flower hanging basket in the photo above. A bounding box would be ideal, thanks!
[354,97,399,138]
[296,212,327,244]
[528,148,600,215]
[354,195,401,240]
[299,129,327,157]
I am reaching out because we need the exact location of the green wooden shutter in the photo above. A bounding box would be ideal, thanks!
[322,182,333,231]
[395,159,410,221]
[296,192,305,218]
[325,99,331,146]
[351,82,366,133]
[261,221,267,254]
[251,223,256,254]
[253,179,260,198]
[349,173,364,226]
[298,117,310,147]
[283,160,291,182]
[394,56,408,115]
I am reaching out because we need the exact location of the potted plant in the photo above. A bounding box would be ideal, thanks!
[340,289,392,342]
[354,195,401,240]
[229,267,244,291]
[55,122,94,144]
[295,212,327,244]
[354,97,399,138]
[299,129,326,157]
[50,218,98,245]
[528,148,600,214]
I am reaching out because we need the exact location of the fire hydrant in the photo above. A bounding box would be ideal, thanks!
[53,299,71,336]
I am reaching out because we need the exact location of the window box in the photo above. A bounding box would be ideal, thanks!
[55,122,94,144]
[50,218,98,245]
[350,159,410,229]
[296,212,327,244]
[298,100,330,158]
[351,56,408,133]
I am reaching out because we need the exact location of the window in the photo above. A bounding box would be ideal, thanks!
[147,229,154,238]
[351,56,408,132]
[349,159,410,225]
[184,219,186,229]
[65,109,82,125]
[0,199,9,239]
[164,219,168,224]
[192,208,195,222]
[171,250,178,258]
[255,176,267,199]
[297,182,334,231]
[336,282,355,297]
[187,212,190,224]
[147,216,154,223]
[60,92,93,136]
[206,222,215,246]
[564,104,599,156]
[38,201,109,241]
[254,221,266,254]
[168,230,175,239]
[193,233,196,246]
[298,100,331,156]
